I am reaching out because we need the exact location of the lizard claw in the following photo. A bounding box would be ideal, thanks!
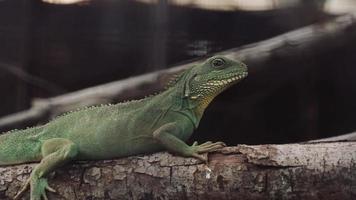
[14,176,56,200]
[193,141,226,152]
[192,153,208,163]
[45,185,56,193]
[188,141,226,163]
[14,178,30,200]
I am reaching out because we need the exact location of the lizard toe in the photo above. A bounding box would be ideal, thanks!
[196,141,226,153]
[30,176,55,200]
[192,153,208,163]
[14,178,30,200]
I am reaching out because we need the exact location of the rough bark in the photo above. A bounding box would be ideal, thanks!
[2,14,356,132]
[1,142,356,200]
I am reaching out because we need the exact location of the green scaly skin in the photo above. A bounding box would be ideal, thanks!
[0,56,248,200]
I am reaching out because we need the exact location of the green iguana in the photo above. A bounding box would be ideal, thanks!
[0,56,248,200]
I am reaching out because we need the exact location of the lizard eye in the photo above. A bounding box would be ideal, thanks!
[211,58,225,68]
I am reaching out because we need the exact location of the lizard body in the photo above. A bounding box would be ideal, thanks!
[0,56,248,200]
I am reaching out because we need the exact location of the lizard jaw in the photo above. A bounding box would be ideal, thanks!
[205,71,248,87]
[189,71,248,100]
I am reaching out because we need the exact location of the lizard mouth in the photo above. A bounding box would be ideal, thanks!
[205,71,248,87]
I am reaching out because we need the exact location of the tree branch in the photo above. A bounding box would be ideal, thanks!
[308,131,356,142]
[1,142,355,199]
[1,14,356,133]
[0,62,65,94]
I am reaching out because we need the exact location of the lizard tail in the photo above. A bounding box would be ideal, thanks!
[0,127,43,166]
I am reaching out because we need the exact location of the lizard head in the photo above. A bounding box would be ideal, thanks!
[183,55,248,100]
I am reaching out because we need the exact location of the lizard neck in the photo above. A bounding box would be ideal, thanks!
[163,69,222,128]
[167,86,216,128]
[193,95,215,117]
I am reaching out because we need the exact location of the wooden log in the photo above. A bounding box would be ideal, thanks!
[1,142,355,200]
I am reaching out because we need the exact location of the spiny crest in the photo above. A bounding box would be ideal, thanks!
[118,94,155,104]
[2,125,42,135]
[164,71,185,90]
[53,94,158,121]
[54,103,115,120]
[3,129,19,134]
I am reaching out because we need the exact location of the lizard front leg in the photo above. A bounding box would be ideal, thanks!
[152,122,226,162]
[15,138,78,200]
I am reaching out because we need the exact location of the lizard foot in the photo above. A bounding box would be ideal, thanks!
[189,141,226,162]
[14,175,56,200]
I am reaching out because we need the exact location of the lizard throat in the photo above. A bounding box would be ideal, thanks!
[188,71,248,116]
[188,86,226,117]
[194,95,216,117]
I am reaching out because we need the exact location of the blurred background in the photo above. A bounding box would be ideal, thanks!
[1,0,356,145]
